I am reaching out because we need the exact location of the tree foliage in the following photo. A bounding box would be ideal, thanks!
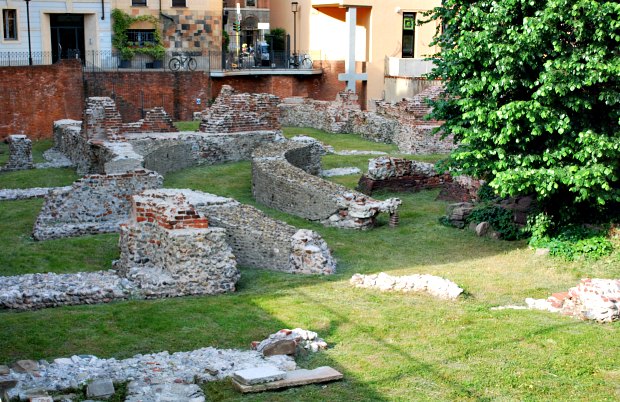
[428,0,620,223]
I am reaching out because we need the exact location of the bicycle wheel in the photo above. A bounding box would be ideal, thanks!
[169,58,181,71]
[188,58,197,71]
[301,57,313,69]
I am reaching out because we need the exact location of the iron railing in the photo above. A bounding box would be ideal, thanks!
[0,49,322,72]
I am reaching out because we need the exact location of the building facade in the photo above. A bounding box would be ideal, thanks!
[270,0,441,107]
[0,0,112,63]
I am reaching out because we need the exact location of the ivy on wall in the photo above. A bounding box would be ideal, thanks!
[112,9,166,60]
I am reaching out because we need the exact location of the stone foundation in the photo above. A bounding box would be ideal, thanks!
[252,140,401,229]
[116,190,239,298]
[200,85,281,133]
[279,86,455,154]
[32,170,163,240]
[357,156,453,195]
[1,135,33,171]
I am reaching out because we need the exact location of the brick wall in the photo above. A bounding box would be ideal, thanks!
[0,60,83,140]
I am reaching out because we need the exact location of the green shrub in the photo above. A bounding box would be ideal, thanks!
[528,213,614,260]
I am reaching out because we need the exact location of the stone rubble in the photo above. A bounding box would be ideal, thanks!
[35,148,74,169]
[0,347,297,401]
[492,279,620,323]
[350,272,464,300]
[253,328,328,355]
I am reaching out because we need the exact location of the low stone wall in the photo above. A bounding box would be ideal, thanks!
[279,87,455,155]
[116,190,239,298]
[32,170,163,240]
[200,85,281,133]
[1,135,33,171]
[357,156,453,195]
[252,140,401,229]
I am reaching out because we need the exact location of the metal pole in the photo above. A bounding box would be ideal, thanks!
[293,10,297,60]
[25,0,33,65]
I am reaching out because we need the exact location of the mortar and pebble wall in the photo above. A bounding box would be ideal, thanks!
[252,140,401,229]
[279,87,455,154]
[1,135,33,171]
[32,170,164,240]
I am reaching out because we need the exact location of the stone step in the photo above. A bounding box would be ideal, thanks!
[231,366,343,394]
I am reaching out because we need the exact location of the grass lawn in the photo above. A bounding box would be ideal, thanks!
[1,128,619,401]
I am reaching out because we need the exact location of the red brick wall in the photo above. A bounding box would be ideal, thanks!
[0,60,84,140]
[1,58,357,140]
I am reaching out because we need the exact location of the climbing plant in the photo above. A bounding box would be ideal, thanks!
[111,9,165,60]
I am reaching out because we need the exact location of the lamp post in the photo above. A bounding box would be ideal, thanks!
[24,0,33,65]
[291,1,298,65]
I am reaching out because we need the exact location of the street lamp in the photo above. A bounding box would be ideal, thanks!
[24,0,33,65]
[291,1,298,64]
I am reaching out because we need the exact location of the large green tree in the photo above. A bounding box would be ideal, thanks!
[428,0,620,222]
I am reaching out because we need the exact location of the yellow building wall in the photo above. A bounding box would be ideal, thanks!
[270,0,441,105]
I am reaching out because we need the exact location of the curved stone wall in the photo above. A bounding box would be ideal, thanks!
[252,141,401,229]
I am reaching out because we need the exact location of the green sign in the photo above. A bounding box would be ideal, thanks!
[403,17,415,30]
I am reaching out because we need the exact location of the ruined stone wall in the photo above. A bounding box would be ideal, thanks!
[199,86,281,133]
[116,191,239,298]
[280,85,456,155]
[357,157,453,195]
[33,170,163,240]
[252,140,400,229]
[1,135,33,171]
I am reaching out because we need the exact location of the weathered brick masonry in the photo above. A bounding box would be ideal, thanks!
[1,60,352,139]
[0,60,83,139]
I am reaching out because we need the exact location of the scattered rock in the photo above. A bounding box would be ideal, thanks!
[475,221,490,237]
[86,378,114,399]
[261,340,298,357]
[12,359,39,373]
[254,329,328,356]
[0,365,9,375]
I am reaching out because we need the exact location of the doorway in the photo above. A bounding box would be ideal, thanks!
[50,14,85,63]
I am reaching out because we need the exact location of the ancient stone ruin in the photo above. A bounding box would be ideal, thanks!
[279,86,455,154]
[357,156,453,195]
[53,93,283,175]
[199,85,281,133]
[32,170,163,240]
[495,278,620,323]
[1,135,33,171]
[251,139,401,229]
[116,190,239,298]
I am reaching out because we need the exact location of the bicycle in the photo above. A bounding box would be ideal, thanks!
[289,53,313,69]
[168,54,197,71]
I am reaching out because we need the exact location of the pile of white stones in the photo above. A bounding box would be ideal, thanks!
[350,272,464,300]
[493,278,620,323]
[1,347,296,401]
[0,327,329,400]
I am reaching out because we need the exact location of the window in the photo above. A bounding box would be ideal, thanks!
[127,29,156,47]
[132,0,147,6]
[402,12,416,58]
[172,0,186,7]
[246,0,256,6]
[2,9,17,40]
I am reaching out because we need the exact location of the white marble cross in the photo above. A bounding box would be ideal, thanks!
[338,7,368,92]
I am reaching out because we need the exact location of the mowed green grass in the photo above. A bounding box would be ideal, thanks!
[1,129,619,401]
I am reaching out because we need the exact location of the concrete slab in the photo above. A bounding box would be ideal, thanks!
[232,366,343,393]
[231,365,286,385]
[86,378,115,398]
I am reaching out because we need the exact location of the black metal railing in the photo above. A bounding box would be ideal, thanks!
[0,51,53,66]
[0,49,322,72]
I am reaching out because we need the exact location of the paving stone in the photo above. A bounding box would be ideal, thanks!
[232,366,343,393]
[86,378,114,398]
[261,340,298,357]
[12,359,39,373]
[231,365,286,385]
